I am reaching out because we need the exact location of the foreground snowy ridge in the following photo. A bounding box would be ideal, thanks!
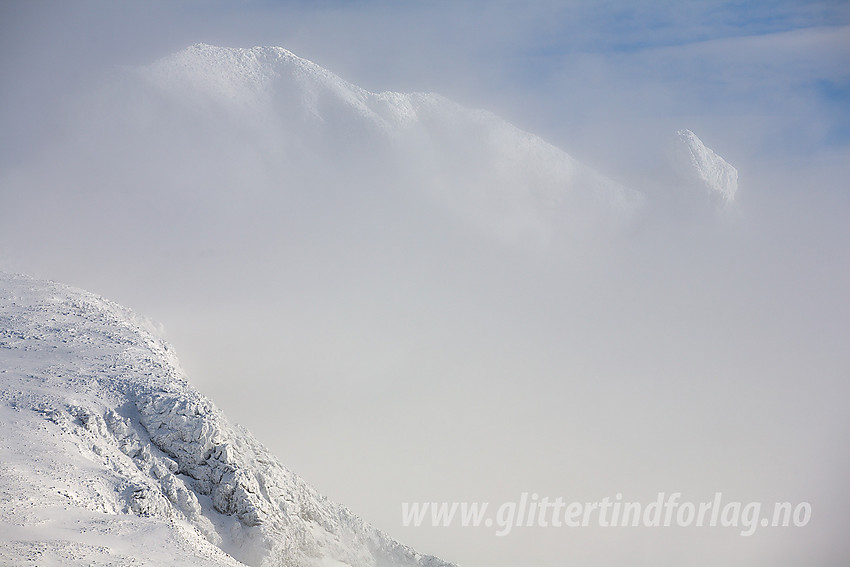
[0,273,455,567]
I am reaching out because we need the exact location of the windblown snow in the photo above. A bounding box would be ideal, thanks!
[125,44,644,246]
[0,272,454,567]
[675,129,739,204]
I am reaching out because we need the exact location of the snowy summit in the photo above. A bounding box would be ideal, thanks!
[675,129,739,204]
[0,272,455,567]
[132,43,644,245]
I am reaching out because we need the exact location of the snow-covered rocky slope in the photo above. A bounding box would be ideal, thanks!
[673,129,739,204]
[0,272,454,567]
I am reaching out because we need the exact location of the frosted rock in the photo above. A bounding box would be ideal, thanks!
[675,129,738,204]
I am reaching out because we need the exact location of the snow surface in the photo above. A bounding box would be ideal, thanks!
[133,44,644,246]
[0,273,455,567]
[674,129,739,204]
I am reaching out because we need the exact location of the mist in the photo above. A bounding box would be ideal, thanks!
[1,2,849,567]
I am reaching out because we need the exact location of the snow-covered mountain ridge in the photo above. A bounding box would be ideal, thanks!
[141,44,419,129]
[129,43,645,245]
[134,45,738,239]
[0,272,454,567]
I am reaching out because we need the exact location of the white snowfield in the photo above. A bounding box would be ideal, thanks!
[674,129,739,204]
[0,272,455,567]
